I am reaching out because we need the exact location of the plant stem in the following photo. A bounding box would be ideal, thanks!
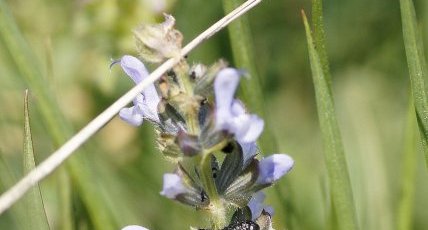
[200,153,226,229]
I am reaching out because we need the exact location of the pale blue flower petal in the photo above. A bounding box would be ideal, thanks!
[119,106,144,126]
[119,55,160,123]
[248,192,273,220]
[121,225,149,230]
[234,114,264,143]
[216,98,264,143]
[160,173,187,199]
[239,141,258,167]
[257,154,294,185]
[120,55,149,84]
[143,90,161,123]
[230,99,246,116]
[214,68,241,127]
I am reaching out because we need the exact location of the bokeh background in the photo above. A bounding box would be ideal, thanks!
[1,0,428,229]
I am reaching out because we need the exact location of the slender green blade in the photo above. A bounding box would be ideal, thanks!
[22,91,50,230]
[0,1,121,229]
[302,11,358,230]
[221,0,277,153]
[399,0,428,167]
[56,168,73,230]
[397,96,418,230]
[311,0,332,88]
[0,155,24,229]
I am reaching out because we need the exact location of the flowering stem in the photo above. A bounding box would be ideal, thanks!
[199,152,227,229]
[0,0,263,215]
[200,153,219,200]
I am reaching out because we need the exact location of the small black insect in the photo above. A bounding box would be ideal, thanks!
[223,221,259,230]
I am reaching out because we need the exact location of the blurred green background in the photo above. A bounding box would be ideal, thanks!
[1,0,428,229]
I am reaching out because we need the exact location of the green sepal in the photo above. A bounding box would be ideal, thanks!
[157,132,182,160]
[230,206,252,224]
[223,160,259,207]
[158,99,186,129]
[194,60,228,98]
[175,165,210,208]
[216,142,244,193]
[255,211,274,230]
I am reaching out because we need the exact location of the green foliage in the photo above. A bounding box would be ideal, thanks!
[0,0,129,229]
[22,91,50,230]
[397,98,418,230]
[400,0,428,167]
[302,10,358,230]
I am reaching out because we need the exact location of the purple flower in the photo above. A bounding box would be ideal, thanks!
[121,225,149,230]
[160,173,187,199]
[248,192,274,220]
[214,68,264,143]
[257,154,294,185]
[116,55,160,126]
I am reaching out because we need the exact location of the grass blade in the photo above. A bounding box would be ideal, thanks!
[0,155,23,229]
[311,0,332,86]
[397,96,418,230]
[399,0,428,167]
[22,90,50,230]
[302,10,358,230]
[0,1,118,228]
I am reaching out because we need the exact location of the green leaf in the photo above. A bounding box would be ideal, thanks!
[0,155,24,229]
[0,1,128,229]
[56,169,74,230]
[302,10,358,230]
[311,0,332,88]
[22,90,50,230]
[399,0,428,167]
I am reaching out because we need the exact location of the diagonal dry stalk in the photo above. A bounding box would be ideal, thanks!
[0,0,263,215]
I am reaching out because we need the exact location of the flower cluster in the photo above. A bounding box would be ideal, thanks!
[116,15,294,230]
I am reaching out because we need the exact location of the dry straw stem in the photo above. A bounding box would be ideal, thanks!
[0,0,262,215]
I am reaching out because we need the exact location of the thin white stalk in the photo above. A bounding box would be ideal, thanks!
[0,0,262,215]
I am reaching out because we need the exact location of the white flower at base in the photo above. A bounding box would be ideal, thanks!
[121,225,149,230]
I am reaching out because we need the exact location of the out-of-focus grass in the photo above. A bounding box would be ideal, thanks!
[0,0,427,230]
[303,6,358,229]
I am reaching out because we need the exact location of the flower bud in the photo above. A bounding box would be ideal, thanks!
[134,14,183,63]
